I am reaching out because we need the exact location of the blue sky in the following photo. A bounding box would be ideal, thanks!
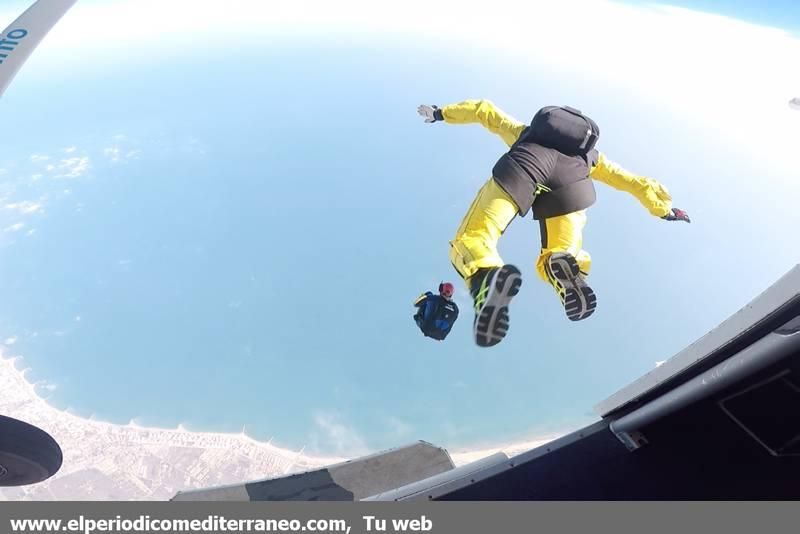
[0,0,798,456]
[629,0,800,32]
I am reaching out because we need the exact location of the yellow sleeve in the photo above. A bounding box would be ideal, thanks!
[440,99,527,147]
[590,152,673,218]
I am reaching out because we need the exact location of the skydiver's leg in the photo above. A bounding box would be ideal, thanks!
[535,210,597,321]
[449,178,517,280]
[449,177,522,347]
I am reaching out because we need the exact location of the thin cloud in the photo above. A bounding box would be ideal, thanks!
[4,222,25,233]
[30,154,50,163]
[5,201,44,215]
[104,147,121,162]
[310,411,369,457]
[104,136,142,164]
[54,157,90,179]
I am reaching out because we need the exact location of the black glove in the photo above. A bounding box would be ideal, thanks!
[662,207,690,223]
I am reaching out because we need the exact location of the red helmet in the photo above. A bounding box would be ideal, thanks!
[439,282,455,298]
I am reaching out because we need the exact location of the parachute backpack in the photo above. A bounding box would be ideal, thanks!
[525,106,600,157]
[491,105,601,220]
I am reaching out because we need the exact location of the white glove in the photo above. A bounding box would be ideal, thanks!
[417,104,442,123]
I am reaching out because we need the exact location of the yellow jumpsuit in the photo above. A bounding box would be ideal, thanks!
[444,99,673,290]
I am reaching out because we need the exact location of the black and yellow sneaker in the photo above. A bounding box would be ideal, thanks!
[545,252,596,321]
[469,265,523,347]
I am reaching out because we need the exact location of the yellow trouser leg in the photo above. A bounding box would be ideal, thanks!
[449,178,518,287]
[535,210,592,284]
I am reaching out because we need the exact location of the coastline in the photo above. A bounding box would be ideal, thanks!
[0,352,559,500]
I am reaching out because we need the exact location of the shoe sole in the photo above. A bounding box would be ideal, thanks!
[548,253,596,322]
[474,265,523,347]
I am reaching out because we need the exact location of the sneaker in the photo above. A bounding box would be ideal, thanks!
[545,252,596,321]
[469,265,523,347]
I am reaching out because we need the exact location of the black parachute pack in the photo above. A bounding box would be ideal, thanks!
[491,105,601,219]
[524,106,600,157]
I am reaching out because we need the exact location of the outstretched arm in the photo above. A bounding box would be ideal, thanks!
[417,99,526,147]
[590,152,689,221]
[413,291,434,308]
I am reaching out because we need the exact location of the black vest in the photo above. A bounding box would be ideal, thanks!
[492,130,598,220]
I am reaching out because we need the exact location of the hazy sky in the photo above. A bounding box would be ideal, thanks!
[0,0,798,456]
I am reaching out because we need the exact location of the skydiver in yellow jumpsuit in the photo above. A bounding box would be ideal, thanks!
[417,100,690,347]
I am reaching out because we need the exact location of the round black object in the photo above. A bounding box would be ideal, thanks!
[0,415,63,486]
